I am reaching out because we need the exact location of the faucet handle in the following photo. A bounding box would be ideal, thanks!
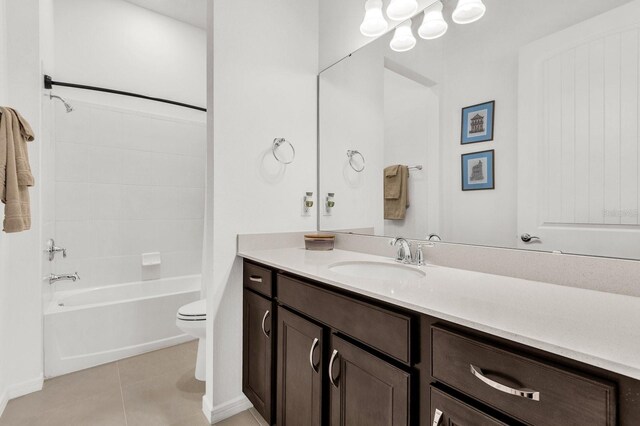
[416,244,425,266]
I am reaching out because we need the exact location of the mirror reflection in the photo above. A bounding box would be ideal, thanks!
[319,0,640,260]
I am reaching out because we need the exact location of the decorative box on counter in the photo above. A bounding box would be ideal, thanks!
[304,234,335,251]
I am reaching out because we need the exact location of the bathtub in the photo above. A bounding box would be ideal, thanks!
[44,275,201,377]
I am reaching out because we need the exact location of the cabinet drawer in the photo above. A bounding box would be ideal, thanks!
[278,274,412,364]
[244,261,273,298]
[430,387,508,426]
[431,327,616,426]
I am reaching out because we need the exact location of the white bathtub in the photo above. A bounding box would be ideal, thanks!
[44,275,201,377]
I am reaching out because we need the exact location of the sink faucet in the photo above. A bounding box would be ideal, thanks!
[49,272,80,285]
[390,237,413,264]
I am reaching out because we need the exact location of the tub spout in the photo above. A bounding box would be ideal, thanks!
[49,273,80,285]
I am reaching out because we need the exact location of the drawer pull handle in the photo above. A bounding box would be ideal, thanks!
[470,364,540,401]
[432,409,443,426]
[329,349,339,387]
[309,338,319,373]
[249,276,263,283]
[261,310,270,338]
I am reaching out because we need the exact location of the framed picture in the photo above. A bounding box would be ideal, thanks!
[461,150,494,191]
[461,100,495,144]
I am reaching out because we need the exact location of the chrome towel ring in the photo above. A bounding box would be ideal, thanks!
[272,138,295,164]
[347,150,365,172]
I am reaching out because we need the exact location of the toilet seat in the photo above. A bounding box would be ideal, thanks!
[177,299,206,321]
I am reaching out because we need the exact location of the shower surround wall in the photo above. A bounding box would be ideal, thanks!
[53,101,206,290]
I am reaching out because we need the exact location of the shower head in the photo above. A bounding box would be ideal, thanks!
[49,94,74,113]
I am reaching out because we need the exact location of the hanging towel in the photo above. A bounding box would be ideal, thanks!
[0,107,35,233]
[384,164,409,220]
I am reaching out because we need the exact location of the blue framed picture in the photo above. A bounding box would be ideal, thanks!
[462,150,494,191]
[461,100,495,144]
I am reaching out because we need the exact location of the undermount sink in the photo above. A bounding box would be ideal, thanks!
[328,261,426,281]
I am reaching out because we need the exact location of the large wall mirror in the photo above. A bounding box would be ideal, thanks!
[319,0,640,260]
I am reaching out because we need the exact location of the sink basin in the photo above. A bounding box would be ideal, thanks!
[328,261,426,281]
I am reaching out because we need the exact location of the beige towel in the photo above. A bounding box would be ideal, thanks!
[1,107,35,233]
[384,164,409,220]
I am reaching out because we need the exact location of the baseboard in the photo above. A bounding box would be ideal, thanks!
[202,394,253,424]
[0,389,8,419]
[0,375,44,418]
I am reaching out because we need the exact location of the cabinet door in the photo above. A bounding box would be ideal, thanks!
[276,307,323,426]
[430,387,508,426]
[243,289,273,423]
[329,335,411,426]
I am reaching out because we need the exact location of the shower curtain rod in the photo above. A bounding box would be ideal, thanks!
[44,75,207,112]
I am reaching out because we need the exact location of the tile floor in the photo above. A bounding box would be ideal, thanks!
[0,341,264,426]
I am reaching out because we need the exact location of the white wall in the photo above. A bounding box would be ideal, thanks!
[0,0,47,416]
[53,0,206,114]
[205,0,319,420]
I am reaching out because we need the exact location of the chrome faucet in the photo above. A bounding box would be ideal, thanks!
[390,237,413,264]
[49,272,80,285]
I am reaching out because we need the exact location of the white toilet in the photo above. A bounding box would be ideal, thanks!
[176,299,206,381]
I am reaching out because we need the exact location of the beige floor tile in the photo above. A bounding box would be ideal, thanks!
[169,412,212,426]
[121,367,205,426]
[214,410,260,426]
[0,362,120,423]
[248,408,269,426]
[118,340,198,386]
[0,387,126,426]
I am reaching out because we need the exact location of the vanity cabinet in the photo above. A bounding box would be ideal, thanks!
[242,259,639,426]
[329,335,411,426]
[243,261,276,426]
[276,306,323,426]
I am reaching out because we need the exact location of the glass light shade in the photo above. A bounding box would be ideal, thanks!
[390,20,416,52]
[418,1,448,39]
[452,0,486,24]
[386,0,418,21]
[360,0,388,37]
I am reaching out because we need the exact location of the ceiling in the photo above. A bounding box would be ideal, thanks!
[123,0,207,29]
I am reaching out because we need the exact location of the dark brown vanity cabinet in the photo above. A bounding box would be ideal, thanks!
[276,306,323,426]
[242,260,639,426]
[329,335,411,426]
[243,287,274,423]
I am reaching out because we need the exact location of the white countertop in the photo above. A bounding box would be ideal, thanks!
[238,247,640,380]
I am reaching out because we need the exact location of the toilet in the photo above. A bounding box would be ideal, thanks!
[176,299,206,381]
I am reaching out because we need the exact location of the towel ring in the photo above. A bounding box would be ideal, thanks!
[272,138,295,164]
[347,150,365,172]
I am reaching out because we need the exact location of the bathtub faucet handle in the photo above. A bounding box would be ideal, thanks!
[49,272,80,285]
[46,239,68,261]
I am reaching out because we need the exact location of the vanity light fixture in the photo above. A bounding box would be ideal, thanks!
[452,0,486,24]
[386,0,418,21]
[418,1,448,40]
[360,0,388,37]
[390,20,416,52]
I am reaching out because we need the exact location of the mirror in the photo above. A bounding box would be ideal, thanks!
[319,0,640,260]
